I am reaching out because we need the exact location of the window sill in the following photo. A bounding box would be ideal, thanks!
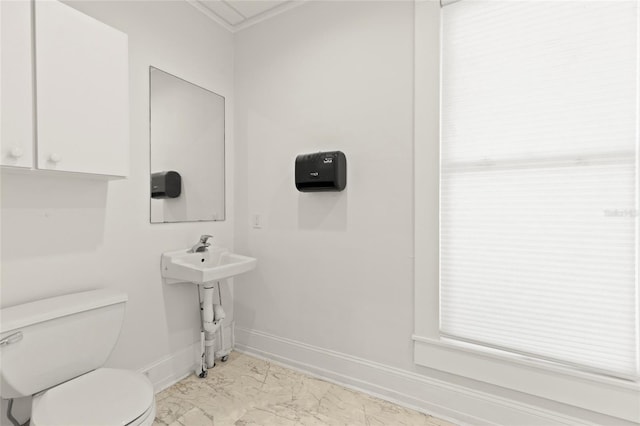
[412,335,640,423]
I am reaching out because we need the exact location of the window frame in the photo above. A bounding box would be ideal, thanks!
[412,1,640,422]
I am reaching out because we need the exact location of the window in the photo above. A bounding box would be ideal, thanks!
[439,0,638,379]
[413,0,640,421]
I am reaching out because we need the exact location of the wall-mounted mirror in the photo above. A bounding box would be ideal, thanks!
[149,67,225,223]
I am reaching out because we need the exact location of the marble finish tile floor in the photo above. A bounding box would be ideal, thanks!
[153,352,457,426]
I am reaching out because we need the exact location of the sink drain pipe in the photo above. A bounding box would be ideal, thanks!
[200,282,225,369]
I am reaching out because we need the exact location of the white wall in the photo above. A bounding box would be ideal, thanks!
[232,2,636,425]
[234,0,415,365]
[1,0,233,420]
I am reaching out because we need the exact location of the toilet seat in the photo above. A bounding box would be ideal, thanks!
[127,399,156,426]
[31,368,155,426]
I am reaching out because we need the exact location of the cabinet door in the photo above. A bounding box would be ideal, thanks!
[1,0,35,168]
[35,0,129,177]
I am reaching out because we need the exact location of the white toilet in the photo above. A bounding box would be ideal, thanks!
[0,289,156,425]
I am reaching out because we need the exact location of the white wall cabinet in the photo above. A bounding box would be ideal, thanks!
[35,0,129,176]
[1,0,35,169]
[0,0,129,177]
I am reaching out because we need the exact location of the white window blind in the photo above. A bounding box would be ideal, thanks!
[440,0,639,378]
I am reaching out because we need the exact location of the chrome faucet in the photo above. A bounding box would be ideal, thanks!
[190,235,213,253]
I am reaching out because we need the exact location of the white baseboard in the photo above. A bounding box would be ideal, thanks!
[139,324,236,394]
[234,326,606,426]
[138,343,198,393]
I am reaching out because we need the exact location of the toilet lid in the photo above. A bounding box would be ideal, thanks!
[32,368,154,426]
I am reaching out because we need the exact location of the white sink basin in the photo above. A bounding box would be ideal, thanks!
[161,247,257,284]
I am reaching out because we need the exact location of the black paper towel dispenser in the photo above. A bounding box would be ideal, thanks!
[295,151,346,192]
[151,171,182,199]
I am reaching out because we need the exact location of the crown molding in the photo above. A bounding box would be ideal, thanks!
[186,0,308,33]
[186,0,236,32]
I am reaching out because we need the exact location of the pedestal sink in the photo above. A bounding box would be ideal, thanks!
[161,245,256,377]
[161,246,257,284]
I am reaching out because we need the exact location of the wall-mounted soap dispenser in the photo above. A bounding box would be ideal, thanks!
[151,171,182,198]
[295,151,347,192]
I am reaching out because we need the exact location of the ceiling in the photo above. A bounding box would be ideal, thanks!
[187,0,303,32]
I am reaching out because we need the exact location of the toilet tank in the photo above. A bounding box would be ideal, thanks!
[0,289,128,398]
